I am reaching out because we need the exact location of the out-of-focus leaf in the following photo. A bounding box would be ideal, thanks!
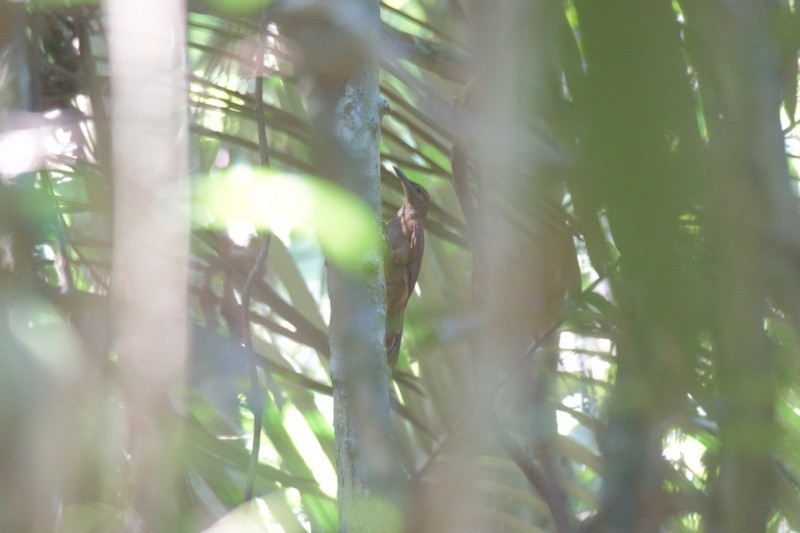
[8,297,81,383]
[554,435,603,474]
[203,495,303,533]
[268,236,327,333]
[775,466,800,530]
[57,503,122,533]
[475,479,549,517]
[477,505,548,533]
[194,167,382,272]
[34,0,100,6]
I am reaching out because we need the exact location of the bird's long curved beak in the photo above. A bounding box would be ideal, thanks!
[392,166,413,197]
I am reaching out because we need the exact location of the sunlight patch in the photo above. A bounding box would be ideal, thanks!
[283,404,337,498]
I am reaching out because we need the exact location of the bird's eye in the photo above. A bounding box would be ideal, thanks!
[416,186,422,193]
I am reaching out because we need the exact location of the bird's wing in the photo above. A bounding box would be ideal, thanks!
[406,224,424,292]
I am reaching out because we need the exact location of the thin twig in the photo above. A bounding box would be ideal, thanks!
[243,7,273,502]
[242,235,271,501]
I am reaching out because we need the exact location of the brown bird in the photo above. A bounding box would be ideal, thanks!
[385,166,430,367]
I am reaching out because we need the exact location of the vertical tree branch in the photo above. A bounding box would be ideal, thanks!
[284,0,406,529]
[690,1,790,529]
[462,2,575,531]
[574,0,702,529]
[106,0,189,528]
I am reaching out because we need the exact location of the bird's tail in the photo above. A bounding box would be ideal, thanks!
[386,329,403,367]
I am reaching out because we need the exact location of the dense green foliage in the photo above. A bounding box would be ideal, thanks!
[3,0,800,531]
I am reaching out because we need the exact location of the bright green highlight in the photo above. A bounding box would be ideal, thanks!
[33,0,99,6]
[194,167,382,271]
[206,0,271,14]
[351,498,404,532]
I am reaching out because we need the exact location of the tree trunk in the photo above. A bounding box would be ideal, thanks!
[297,1,406,530]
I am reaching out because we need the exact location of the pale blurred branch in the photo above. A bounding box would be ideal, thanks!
[106,0,190,527]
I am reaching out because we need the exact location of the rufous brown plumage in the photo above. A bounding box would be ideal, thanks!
[384,166,430,367]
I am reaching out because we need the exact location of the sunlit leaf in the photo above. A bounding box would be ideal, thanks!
[205,0,272,15]
[194,167,383,272]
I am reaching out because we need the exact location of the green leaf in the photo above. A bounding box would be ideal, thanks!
[193,167,382,271]
[205,0,272,15]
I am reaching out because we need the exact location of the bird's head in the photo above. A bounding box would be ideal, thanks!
[393,166,430,219]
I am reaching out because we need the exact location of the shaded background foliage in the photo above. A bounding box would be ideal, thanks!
[2,0,800,531]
